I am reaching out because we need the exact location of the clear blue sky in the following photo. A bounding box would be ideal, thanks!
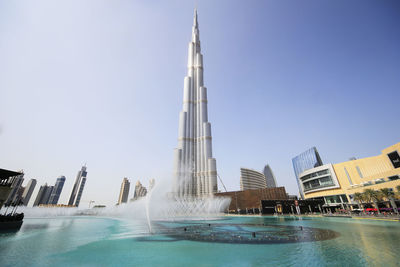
[1,0,399,206]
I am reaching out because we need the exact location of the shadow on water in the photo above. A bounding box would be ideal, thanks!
[135,221,340,245]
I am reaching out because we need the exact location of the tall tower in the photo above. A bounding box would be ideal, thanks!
[68,165,88,207]
[22,179,37,206]
[49,176,66,205]
[5,174,24,205]
[263,165,277,188]
[173,9,218,197]
[118,177,130,205]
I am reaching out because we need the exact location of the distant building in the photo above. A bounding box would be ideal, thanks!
[42,186,54,204]
[22,179,37,206]
[68,165,88,207]
[33,184,54,206]
[5,173,24,205]
[0,168,24,209]
[149,179,155,190]
[118,178,130,205]
[14,186,25,204]
[240,168,266,191]
[48,176,66,205]
[263,165,277,188]
[292,147,323,199]
[132,181,147,201]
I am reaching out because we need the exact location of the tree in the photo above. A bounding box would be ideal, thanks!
[395,185,400,200]
[364,189,381,214]
[353,192,365,211]
[379,188,398,215]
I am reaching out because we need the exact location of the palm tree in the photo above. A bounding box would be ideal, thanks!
[353,192,365,211]
[379,188,398,215]
[394,185,400,201]
[364,189,381,214]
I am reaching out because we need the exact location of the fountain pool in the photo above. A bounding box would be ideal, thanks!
[1,215,399,266]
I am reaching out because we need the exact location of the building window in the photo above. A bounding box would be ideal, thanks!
[356,166,363,178]
[324,195,342,204]
[388,151,400,168]
[344,167,353,185]
[339,194,348,203]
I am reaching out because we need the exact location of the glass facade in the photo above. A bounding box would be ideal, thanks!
[48,176,66,205]
[263,165,277,188]
[324,194,348,204]
[300,167,336,192]
[292,147,323,198]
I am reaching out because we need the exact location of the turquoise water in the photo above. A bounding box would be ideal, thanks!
[1,216,399,266]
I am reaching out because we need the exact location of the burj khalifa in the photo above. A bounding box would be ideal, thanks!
[173,10,218,197]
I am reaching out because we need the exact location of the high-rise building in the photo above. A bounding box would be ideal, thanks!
[42,185,54,205]
[118,178,130,205]
[5,173,24,205]
[292,147,323,199]
[22,179,37,206]
[48,176,66,205]
[33,183,53,206]
[33,184,46,206]
[240,168,267,191]
[149,179,155,190]
[263,165,278,188]
[14,186,25,204]
[68,165,88,207]
[173,9,218,197]
[0,168,23,209]
[132,181,147,201]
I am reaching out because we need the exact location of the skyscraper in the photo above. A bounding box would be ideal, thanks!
[33,183,53,206]
[118,178,130,205]
[263,165,277,188]
[149,178,155,190]
[48,176,66,205]
[132,181,147,201]
[68,165,88,207]
[42,185,54,204]
[22,179,37,206]
[173,9,218,197]
[292,147,323,199]
[5,173,24,205]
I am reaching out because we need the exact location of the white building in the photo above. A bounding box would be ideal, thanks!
[240,168,267,191]
[173,10,218,197]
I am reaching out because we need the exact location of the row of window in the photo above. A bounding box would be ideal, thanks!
[303,175,335,192]
[300,169,330,181]
[349,175,400,189]
[324,194,349,204]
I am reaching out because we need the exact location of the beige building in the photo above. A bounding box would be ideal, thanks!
[118,178,130,205]
[301,142,400,209]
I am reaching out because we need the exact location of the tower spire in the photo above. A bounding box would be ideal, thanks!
[193,8,198,28]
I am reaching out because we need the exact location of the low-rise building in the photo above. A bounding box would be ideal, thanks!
[302,142,400,210]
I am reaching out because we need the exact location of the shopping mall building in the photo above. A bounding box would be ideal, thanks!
[301,142,400,210]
